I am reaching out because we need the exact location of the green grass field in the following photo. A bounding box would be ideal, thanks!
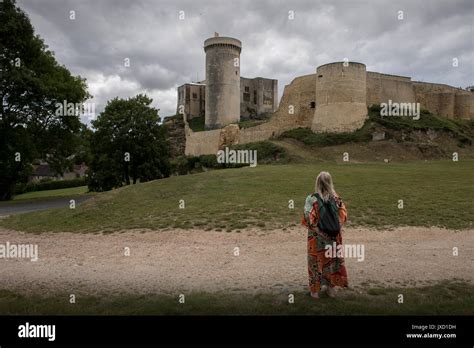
[0,281,472,315]
[1,160,472,232]
[13,186,89,201]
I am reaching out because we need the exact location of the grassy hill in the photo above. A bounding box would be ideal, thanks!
[280,106,474,148]
[274,114,474,163]
[1,160,472,232]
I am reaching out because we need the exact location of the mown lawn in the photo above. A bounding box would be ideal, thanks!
[0,161,472,232]
[0,281,472,315]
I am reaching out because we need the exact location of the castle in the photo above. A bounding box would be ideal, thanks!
[177,36,278,124]
[178,35,473,156]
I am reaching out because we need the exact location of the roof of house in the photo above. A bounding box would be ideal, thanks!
[32,164,56,177]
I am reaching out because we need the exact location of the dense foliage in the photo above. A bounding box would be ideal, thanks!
[88,95,171,191]
[0,0,89,200]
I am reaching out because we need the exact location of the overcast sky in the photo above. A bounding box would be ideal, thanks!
[17,0,473,124]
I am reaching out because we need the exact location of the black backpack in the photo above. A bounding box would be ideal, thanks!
[313,193,340,238]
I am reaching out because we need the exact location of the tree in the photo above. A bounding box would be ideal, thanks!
[88,94,171,192]
[0,0,89,200]
[73,123,93,166]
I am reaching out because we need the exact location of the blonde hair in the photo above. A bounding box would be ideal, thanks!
[315,171,336,202]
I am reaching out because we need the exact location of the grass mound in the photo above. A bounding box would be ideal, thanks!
[1,161,472,232]
[369,105,473,146]
[279,106,474,148]
[279,126,372,147]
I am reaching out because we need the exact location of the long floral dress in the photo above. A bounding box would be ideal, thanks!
[302,193,348,293]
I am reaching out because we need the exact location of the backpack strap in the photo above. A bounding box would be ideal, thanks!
[312,192,322,203]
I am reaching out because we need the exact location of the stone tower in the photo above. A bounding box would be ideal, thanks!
[312,62,368,132]
[204,34,242,129]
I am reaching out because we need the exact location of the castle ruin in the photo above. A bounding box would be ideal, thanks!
[178,35,473,156]
[177,34,278,125]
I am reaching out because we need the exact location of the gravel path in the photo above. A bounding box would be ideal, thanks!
[0,226,472,296]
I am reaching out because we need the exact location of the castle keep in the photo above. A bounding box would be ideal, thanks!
[178,35,473,156]
[177,76,278,122]
[204,36,242,128]
[177,34,278,125]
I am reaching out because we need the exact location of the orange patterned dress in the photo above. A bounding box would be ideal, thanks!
[302,193,348,293]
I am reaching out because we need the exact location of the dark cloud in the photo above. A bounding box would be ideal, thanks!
[17,0,474,122]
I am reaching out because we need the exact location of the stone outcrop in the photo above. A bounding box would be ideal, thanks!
[163,116,186,157]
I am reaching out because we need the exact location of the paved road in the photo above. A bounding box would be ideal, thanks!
[0,196,92,216]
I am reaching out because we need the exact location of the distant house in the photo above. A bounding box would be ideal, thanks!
[29,164,58,182]
[29,163,88,182]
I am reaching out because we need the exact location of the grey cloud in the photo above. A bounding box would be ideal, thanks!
[17,0,474,120]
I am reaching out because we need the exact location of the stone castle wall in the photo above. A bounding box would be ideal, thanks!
[274,74,316,130]
[238,73,318,145]
[455,93,472,120]
[312,62,367,133]
[240,77,278,118]
[185,61,473,156]
[184,125,222,156]
[412,82,472,119]
[184,74,317,155]
[366,72,416,105]
[177,83,205,120]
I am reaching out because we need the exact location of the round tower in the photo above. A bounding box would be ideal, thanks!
[204,35,241,129]
[454,93,473,119]
[312,62,367,133]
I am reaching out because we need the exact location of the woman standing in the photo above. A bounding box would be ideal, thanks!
[302,171,348,299]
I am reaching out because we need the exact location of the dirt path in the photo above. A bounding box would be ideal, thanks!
[0,227,472,296]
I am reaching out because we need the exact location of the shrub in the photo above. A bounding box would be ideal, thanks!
[172,141,287,176]
[230,141,288,164]
[279,127,372,147]
[188,116,206,132]
[170,157,190,175]
[280,106,473,147]
[198,154,221,168]
[368,107,473,145]
[15,178,87,195]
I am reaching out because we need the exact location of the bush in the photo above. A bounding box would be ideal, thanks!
[171,141,288,176]
[280,106,474,148]
[280,127,372,147]
[237,119,266,129]
[368,106,473,145]
[170,157,190,175]
[198,154,222,168]
[15,178,87,195]
[230,141,288,164]
[188,116,205,132]
[368,104,381,113]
